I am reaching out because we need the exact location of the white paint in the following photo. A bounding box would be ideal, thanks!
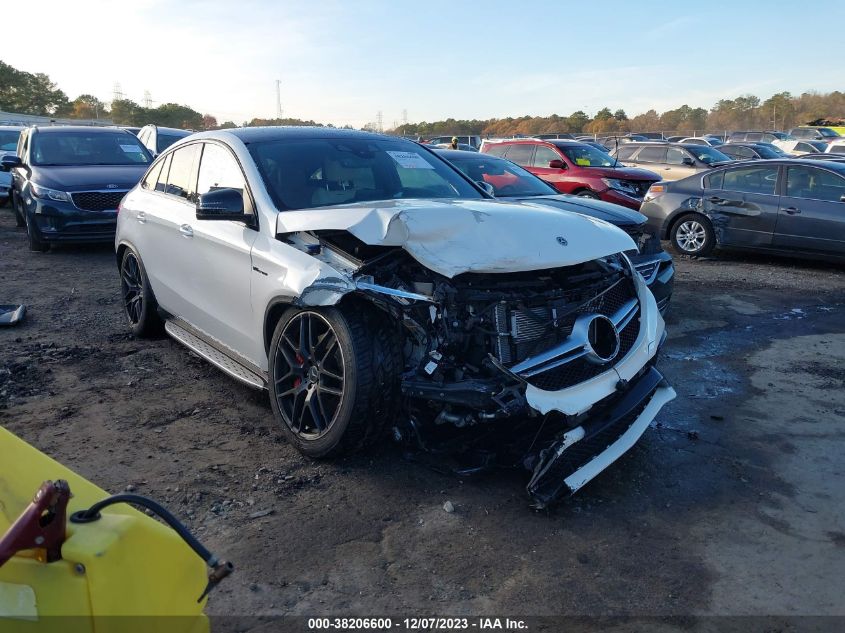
[386,151,435,169]
[275,199,636,278]
[564,384,677,493]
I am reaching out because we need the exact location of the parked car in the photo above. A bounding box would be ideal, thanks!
[665,136,686,143]
[579,140,613,153]
[801,153,845,162]
[632,132,665,140]
[115,127,674,507]
[728,131,791,143]
[718,142,787,160]
[789,127,841,142]
[137,124,192,156]
[612,142,732,181]
[534,133,575,140]
[597,135,650,150]
[0,125,24,207]
[640,159,845,260]
[432,142,478,152]
[825,139,845,154]
[1,126,152,250]
[435,148,674,312]
[679,136,724,147]
[481,139,660,210]
[773,139,827,155]
[424,134,481,149]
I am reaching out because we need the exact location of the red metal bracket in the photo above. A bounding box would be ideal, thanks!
[0,480,71,567]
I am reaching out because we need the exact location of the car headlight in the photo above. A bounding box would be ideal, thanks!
[601,178,640,197]
[31,183,71,202]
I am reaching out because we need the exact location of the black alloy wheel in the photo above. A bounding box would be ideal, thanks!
[273,311,345,440]
[121,251,144,326]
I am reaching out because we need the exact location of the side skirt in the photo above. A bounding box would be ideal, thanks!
[164,318,268,390]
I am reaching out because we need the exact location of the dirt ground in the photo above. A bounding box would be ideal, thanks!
[1,208,844,621]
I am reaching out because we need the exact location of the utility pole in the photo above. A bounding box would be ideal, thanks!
[402,109,408,134]
[377,110,383,133]
[276,80,283,119]
[143,90,152,109]
[112,82,124,103]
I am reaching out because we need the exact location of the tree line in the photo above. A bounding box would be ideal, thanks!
[2,60,843,135]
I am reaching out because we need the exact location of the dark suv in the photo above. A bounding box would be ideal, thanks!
[137,124,192,156]
[1,126,152,251]
[481,139,660,210]
[788,127,841,143]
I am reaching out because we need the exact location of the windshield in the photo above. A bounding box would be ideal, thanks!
[688,145,731,165]
[754,145,783,159]
[450,155,556,197]
[31,131,151,166]
[819,128,840,138]
[808,141,829,152]
[157,132,188,153]
[556,143,615,167]
[248,137,482,210]
[0,129,21,152]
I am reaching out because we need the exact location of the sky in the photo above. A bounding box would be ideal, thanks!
[5,0,845,127]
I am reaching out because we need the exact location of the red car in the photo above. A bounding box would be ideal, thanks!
[481,139,660,210]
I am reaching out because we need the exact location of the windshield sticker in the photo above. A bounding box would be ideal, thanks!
[120,144,142,153]
[387,151,435,169]
[575,158,591,166]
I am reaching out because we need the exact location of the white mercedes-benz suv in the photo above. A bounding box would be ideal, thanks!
[115,127,675,507]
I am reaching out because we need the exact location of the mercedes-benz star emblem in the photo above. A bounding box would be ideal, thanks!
[556,236,568,246]
[585,314,620,364]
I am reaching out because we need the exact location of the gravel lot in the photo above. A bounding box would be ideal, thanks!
[1,208,844,621]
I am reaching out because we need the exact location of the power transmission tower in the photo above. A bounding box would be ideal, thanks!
[143,90,152,108]
[112,82,124,103]
[402,109,408,131]
[276,80,283,119]
[377,110,383,133]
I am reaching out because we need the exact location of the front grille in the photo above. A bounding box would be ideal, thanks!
[71,191,127,211]
[634,260,660,283]
[491,275,639,368]
[529,314,640,391]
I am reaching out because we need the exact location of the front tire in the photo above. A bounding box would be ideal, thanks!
[670,213,715,257]
[268,304,401,458]
[25,213,49,252]
[12,191,25,227]
[120,248,164,337]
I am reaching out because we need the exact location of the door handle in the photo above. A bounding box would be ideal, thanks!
[137,211,146,224]
[707,196,725,204]
[179,224,194,238]
[784,207,801,215]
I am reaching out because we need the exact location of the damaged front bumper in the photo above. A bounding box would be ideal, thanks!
[526,366,675,508]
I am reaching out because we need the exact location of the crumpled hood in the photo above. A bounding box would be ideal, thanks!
[32,165,148,192]
[276,199,636,278]
[509,194,647,227]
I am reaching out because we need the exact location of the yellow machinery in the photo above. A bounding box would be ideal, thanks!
[0,427,231,633]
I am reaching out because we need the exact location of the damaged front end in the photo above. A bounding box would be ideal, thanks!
[285,224,675,508]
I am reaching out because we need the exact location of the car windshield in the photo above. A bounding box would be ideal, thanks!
[688,145,731,165]
[0,129,21,152]
[753,145,782,159]
[157,133,188,153]
[705,137,724,145]
[449,155,556,197]
[556,143,616,167]
[819,128,840,138]
[31,131,151,166]
[248,137,482,210]
[808,141,829,152]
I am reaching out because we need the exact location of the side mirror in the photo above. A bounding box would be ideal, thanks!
[548,159,567,169]
[476,181,496,196]
[196,188,247,221]
[0,154,22,172]
[682,157,695,166]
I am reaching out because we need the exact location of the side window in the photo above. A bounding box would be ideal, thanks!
[666,148,689,165]
[831,144,845,154]
[616,146,638,161]
[18,131,29,160]
[506,145,534,167]
[484,144,508,158]
[786,166,845,201]
[747,133,763,142]
[732,147,753,159]
[532,146,560,168]
[761,134,776,143]
[796,143,814,153]
[163,144,200,200]
[196,143,249,208]
[636,146,667,163]
[722,166,778,195]
[155,153,172,193]
[704,171,724,190]
[142,159,164,190]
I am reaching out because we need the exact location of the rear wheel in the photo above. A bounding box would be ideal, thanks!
[268,304,401,458]
[120,248,164,337]
[670,213,715,256]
